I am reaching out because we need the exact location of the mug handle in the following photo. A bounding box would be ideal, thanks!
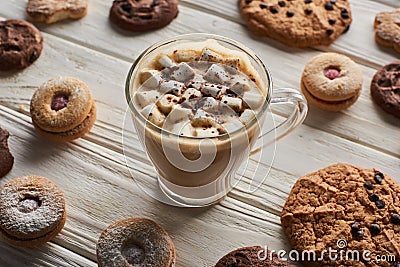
[250,88,308,155]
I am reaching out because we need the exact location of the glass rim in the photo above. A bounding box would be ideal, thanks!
[125,33,273,140]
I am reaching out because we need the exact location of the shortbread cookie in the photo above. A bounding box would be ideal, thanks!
[301,52,363,111]
[0,175,66,247]
[30,77,96,142]
[0,20,43,71]
[240,0,352,47]
[96,218,176,267]
[215,246,298,266]
[370,60,400,118]
[374,9,400,53]
[27,0,89,24]
[0,128,14,178]
[109,0,179,32]
[281,163,400,267]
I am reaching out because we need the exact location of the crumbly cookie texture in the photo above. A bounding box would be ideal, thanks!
[27,0,88,24]
[370,60,400,118]
[96,218,176,267]
[239,0,352,47]
[0,176,66,247]
[301,52,363,111]
[215,246,298,266]
[374,9,400,53]
[0,20,43,71]
[0,128,14,178]
[281,163,400,267]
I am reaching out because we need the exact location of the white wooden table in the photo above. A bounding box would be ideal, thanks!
[0,0,399,266]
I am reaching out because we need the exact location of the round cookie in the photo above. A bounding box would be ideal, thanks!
[96,218,176,267]
[0,19,43,71]
[109,0,179,32]
[374,9,400,53]
[239,0,352,47]
[370,60,400,118]
[281,163,400,267]
[215,246,298,266]
[301,52,363,111]
[27,0,89,24]
[30,76,96,142]
[0,128,14,178]
[0,175,66,247]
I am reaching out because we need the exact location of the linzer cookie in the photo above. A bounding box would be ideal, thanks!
[370,60,400,118]
[239,0,352,47]
[0,20,43,71]
[301,52,363,111]
[374,9,400,53]
[0,128,14,178]
[215,246,298,266]
[30,77,96,142]
[26,0,89,24]
[96,218,176,267]
[281,163,400,267]
[109,0,179,32]
[0,175,66,247]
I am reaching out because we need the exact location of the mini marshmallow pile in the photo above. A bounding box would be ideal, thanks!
[134,48,264,137]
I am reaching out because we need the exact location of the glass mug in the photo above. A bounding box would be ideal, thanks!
[125,33,308,207]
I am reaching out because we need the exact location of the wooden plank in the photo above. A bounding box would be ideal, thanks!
[0,92,399,266]
[0,0,397,67]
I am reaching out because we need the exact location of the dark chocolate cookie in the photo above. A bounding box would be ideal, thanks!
[0,128,14,178]
[215,246,298,267]
[109,0,179,32]
[371,60,400,118]
[281,164,400,267]
[0,20,43,71]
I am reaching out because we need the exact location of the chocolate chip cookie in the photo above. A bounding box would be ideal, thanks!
[215,246,298,266]
[109,0,179,32]
[240,0,352,47]
[0,20,43,71]
[281,163,400,267]
[0,128,14,178]
[370,60,400,119]
[374,9,400,53]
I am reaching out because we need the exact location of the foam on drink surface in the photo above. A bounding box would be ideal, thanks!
[134,47,265,138]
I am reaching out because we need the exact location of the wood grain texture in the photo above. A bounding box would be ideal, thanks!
[0,0,399,266]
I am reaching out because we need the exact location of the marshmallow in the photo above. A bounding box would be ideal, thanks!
[170,121,196,136]
[156,94,180,114]
[140,69,162,88]
[190,80,204,90]
[201,97,219,112]
[201,84,227,98]
[240,109,256,124]
[159,80,185,95]
[230,76,251,94]
[141,104,165,127]
[200,48,224,62]
[224,58,240,69]
[192,74,206,83]
[204,64,230,84]
[221,95,243,112]
[171,62,196,82]
[135,90,160,108]
[182,88,202,100]
[222,119,244,133]
[158,55,176,68]
[242,91,264,110]
[167,105,192,123]
[191,110,218,128]
[173,50,198,62]
[194,127,220,138]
